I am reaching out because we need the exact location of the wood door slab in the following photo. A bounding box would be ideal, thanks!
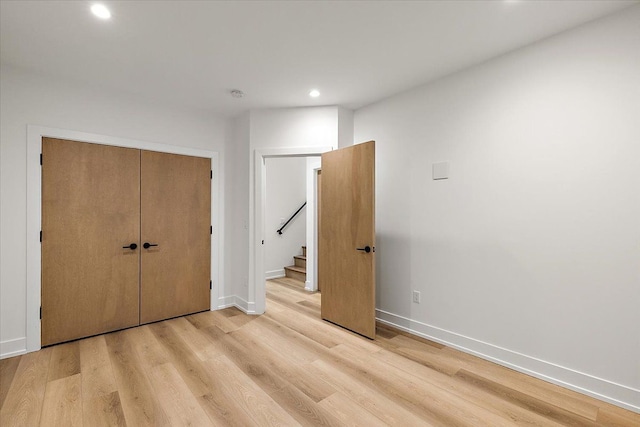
[41,138,140,346]
[319,141,376,338]
[140,150,211,324]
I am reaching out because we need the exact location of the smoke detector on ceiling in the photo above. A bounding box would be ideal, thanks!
[230,89,244,98]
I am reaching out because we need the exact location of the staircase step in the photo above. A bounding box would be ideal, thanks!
[284,265,306,282]
[294,255,306,268]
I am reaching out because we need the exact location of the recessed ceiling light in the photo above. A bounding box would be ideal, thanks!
[230,89,244,98]
[91,4,111,20]
[309,89,320,98]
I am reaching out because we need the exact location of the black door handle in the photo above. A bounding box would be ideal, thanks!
[143,242,159,249]
[123,243,137,250]
[356,245,372,253]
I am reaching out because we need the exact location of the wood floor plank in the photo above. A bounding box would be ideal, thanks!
[270,277,317,294]
[373,347,566,427]
[265,307,341,348]
[318,392,389,427]
[217,307,245,318]
[148,363,213,426]
[166,317,220,361]
[242,317,321,364]
[148,321,257,426]
[207,311,245,333]
[444,347,601,420]
[265,306,381,355]
[204,355,300,426]
[40,373,82,427]
[148,321,215,396]
[308,359,433,426]
[0,355,21,409]
[82,391,127,427]
[384,341,462,376]
[125,325,170,368]
[596,405,640,427]
[105,331,170,427]
[200,324,343,426]
[0,347,52,427]
[377,322,444,349]
[455,369,600,426]
[230,327,337,403]
[47,341,81,382]
[330,343,516,427]
[79,335,117,399]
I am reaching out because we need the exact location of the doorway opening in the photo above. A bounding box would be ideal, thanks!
[251,146,332,315]
[263,156,321,312]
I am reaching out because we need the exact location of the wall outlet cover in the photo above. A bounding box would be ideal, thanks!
[413,290,421,303]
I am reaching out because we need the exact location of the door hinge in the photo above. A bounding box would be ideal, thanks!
[262,240,264,245]
[210,280,212,290]
[210,170,212,179]
[210,226,213,235]
[40,306,42,319]
[40,153,43,165]
[40,230,42,243]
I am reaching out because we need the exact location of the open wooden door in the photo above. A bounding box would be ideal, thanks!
[140,151,211,324]
[41,138,141,346]
[319,141,375,338]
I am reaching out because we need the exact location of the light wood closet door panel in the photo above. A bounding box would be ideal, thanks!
[320,141,376,339]
[41,138,140,346]
[140,151,211,324]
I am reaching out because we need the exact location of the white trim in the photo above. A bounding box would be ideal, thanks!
[216,295,257,315]
[217,295,237,309]
[305,159,322,292]
[233,295,256,314]
[376,309,640,414]
[0,338,27,359]
[304,280,313,292]
[265,269,286,280]
[250,146,333,314]
[26,125,224,353]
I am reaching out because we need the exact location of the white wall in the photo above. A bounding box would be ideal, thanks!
[222,113,250,309]
[264,157,307,277]
[354,7,640,411]
[189,106,339,312]
[338,106,354,148]
[0,65,231,357]
[243,107,338,310]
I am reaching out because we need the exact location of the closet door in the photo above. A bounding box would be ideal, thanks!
[41,138,140,346]
[140,151,211,324]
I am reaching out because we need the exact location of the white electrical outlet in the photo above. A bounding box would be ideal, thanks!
[413,290,421,303]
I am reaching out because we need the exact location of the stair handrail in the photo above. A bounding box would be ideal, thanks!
[277,202,306,235]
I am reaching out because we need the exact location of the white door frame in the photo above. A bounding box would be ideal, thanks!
[26,125,223,353]
[306,159,322,292]
[251,146,332,314]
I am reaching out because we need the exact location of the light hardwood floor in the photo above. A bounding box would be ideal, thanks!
[1,277,638,426]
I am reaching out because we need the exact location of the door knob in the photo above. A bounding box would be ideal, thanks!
[356,246,372,253]
[122,243,137,250]
[143,242,159,249]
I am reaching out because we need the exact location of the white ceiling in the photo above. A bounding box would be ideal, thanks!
[1,1,636,117]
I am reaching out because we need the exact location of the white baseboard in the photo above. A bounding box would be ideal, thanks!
[376,309,640,414]
[217,295,237,309]
[217,295,257,315]
[304,280,313,291]
[266,269,285,280]
[1,337,27,360]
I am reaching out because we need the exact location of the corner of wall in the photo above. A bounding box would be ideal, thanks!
[337,106,354,148]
